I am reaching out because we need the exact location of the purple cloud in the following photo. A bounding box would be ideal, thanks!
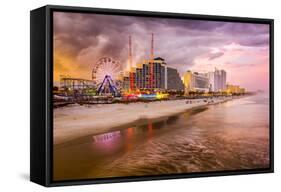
[54,11,270,77]
[208,52,224,60]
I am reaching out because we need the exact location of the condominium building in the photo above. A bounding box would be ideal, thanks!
[123,57,184,91]
[208,68,227,92]
[183,71,210,93]
[167,67,185,91]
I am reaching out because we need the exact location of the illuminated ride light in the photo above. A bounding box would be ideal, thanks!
[156,93,169,99]
[121,92,169,101]
[139,94,157,99]
[122,93,139,100]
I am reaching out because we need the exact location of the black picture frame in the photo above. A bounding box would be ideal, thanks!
[30,5,274,187]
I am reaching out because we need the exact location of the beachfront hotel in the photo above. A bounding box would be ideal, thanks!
[208,68,227,92]
[122,57,184,92]
[183,68,227,94]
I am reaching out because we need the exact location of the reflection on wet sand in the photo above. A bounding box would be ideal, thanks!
[53,94,269,181]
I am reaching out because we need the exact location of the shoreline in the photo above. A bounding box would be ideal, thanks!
[54,96,236,145]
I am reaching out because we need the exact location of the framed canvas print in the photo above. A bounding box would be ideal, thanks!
[30,5,274,187]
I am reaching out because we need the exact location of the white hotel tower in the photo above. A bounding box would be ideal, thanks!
[208,68,227,92]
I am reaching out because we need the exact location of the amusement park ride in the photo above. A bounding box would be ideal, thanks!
[96,75,120,97]
[92,57,122,96]
[58,56,122,101]
[56,33,169,105]
[55,57,123,106]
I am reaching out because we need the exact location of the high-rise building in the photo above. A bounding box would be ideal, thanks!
[208,68,227,92]
[123,57,183,91]
[220,69,227,91]
[140,57,166,90]
[183,71,209,93]
[207,71,215,92]
[167,67,185,91]
[183,70,193,92]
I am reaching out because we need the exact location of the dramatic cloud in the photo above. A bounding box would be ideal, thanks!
[208,52,224,60]
[53,12,270,91]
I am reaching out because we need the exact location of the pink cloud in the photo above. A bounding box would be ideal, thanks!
[190,43,269,91]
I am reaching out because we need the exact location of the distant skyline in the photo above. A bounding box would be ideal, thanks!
[54,12,270,91]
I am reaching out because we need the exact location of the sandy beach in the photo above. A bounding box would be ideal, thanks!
[53,97,232,145]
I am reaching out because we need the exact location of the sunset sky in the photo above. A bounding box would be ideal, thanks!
[53,11,270,91]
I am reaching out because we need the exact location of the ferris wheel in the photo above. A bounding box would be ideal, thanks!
[92,57,121,84]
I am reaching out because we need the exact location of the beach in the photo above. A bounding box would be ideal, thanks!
[53,97,233,145]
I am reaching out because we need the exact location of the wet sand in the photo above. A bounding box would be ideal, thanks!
[53,94,269,181]
[54,97,232,145]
